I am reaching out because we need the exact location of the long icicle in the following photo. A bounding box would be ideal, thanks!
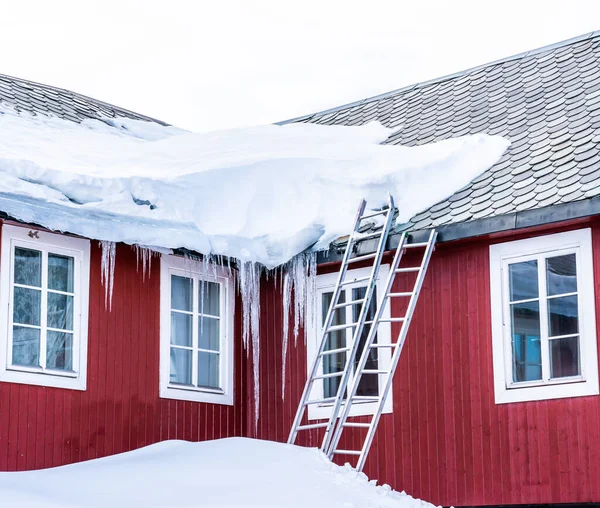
[281,250,317,399]
[99,240,116,311]
[238,261,262,431]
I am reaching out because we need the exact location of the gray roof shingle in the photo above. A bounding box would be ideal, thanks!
[0,73,167,126]
[284,31,600,233]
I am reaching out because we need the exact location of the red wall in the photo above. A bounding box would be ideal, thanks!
[251,219,600,507]
[2,218,600,506]
[0,235,248,472]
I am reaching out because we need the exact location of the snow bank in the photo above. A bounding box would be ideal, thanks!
[0,107,509,269]
[0,438,436,508]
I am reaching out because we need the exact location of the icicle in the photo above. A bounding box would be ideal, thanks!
[134,245,157,281]
[99,240,116,311]
[281,269,293,399]
[238,260,262,430]
[280,250,317,399]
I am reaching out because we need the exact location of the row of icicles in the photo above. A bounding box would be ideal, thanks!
[98,241,317,429]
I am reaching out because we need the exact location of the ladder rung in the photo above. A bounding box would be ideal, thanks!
[352,396,380,403]
[361,369,389,375]
[312,371,344,380]
[343,422,371,428]
[304,397,337,405]
[319,346,350,356]
[395,267,421,273]
[364,317,405,325]
[297,422,329,430]
[360,209,388,221]
[333,298,365,309]
[347,252,377,264]
[369,343,396,349]
[340,276,370,286]
[387,292,413,298]
[352,230,383,241]
[327,323,356,332]
[333,449,362,456]
[404,242,429,248]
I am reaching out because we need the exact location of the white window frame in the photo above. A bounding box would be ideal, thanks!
[489,228,599,404]
[159,254,234,405]
[0,224,90,390]
[307,265,393,420]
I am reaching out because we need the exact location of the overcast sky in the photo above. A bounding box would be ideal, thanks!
[1,1,599,132]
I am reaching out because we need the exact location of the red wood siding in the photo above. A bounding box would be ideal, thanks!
[0,234,247,472]
[2,217,600,506]
[251,219,600,506]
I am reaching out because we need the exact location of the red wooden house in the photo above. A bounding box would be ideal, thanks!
[0,31,599,508]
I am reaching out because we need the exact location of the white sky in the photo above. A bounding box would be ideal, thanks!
[1,0,599,132]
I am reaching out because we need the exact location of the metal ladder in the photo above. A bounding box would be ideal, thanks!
[288,195,396,452]
[325,229,437,471]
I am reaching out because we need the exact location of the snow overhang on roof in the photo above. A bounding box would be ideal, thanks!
[0,105,507,269]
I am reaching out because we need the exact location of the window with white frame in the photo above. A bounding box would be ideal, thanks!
[307,265,393,420]
[159,255,234,404]
[489,229,599,404]
[0,224,90,390]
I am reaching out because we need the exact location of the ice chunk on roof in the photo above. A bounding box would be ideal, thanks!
[0,107,508,268]
[0,437,437,508]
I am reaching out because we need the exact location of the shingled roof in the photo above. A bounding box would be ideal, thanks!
[0,73,167,125]
[284,31,600,241]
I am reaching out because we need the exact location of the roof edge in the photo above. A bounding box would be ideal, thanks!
[316,196,600,264]
[0,72,170,126]
[277,30,600,126]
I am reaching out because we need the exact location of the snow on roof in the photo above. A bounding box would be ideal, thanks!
[0,438,435,508]
[0,105,507,268]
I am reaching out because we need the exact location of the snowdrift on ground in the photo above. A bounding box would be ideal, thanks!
[0,438,437,508]
[0,107,508,268]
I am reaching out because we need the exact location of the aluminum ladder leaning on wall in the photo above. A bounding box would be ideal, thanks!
[326,228,437,471]
[287,195,397,454]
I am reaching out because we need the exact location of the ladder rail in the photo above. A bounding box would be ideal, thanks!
[327,230,438,471]
[319,195,396,453]
[287,199,366,445]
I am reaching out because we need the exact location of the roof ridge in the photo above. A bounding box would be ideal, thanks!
[0,72,170,126]
[277,29,600,125]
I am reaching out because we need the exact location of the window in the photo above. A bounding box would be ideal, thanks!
[307,265,393,420]
[489,229,599,403]
[159,255,234,404]
[0,224,90,390]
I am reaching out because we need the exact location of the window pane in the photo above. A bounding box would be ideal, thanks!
[14,248,41,287]
[170,312,192,347]
[511,300,542,382]
[548,295,579,337]
[46,331,73,371]
[170,347,192,385]
[199,316,219,351]
[550,336,580,378]
[322,291,346,398]
[199,281,220,316]
[12,326,40,367]
[198,351,219,388]
[509,260,538,301]
[546,254,577,297]
[13,287,41,326]
[48,254,74,293]
[47,293,74,331]
[352,286,379,397]
[171,275,192,312]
